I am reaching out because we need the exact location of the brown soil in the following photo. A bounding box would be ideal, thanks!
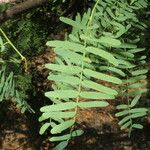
[0,101,150,150]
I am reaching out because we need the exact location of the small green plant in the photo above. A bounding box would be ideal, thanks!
[39,0,148,149]
[0,27,27,66]
[0,28,33,113]
[40,0,121,149]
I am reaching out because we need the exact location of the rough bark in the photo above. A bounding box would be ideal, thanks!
[0,0,48,23]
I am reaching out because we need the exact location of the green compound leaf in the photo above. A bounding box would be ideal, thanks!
[98,36,121,47]
[128,82,147,89]
[131,69,148,76]
[100,66,126,77]
[51,120,75,134]
[54,48,91,64]
[82,80,118,95]
[121,120,132,130]
[55,141,68,150]
[124,75,146,83]
[50,130,84,141]
[46,40,85,52]
[40,102,77,112]
[132,124,143,129]
[80,34,121,47]
[128,48,145,53]
[116,43,137,49]
[48,74,80,86]
[45,90,79,99]
[118,116,131,125]
[130,112,147,118]
[118,51,134,58]
[115,110,129,117]
[129,108,148,113]
[83,69,122,84]
[40,0,149,148]
[130,95,141,107]
[42,111,76,119]
[80,91,115,99]
[78,101,109,108]
[50,134,71,142]
[116,104,129,110]
[39,123,51,135]
[60,17,86,29]
[71,129,84,137]
[128,89,147,96]
[86,46,119,66]
[45,64,82,75]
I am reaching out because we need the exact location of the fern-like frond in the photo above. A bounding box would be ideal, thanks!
[40,0,148,149]
[40,0,123,149]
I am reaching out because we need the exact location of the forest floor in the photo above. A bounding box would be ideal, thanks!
[0,97,150,150]
[0,31,150,150]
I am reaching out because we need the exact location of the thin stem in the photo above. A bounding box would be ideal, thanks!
[69,0,100,140]
[126,78,133,137]
[126,61,133,137]
[75,0,100,107]
[0,28,28,72]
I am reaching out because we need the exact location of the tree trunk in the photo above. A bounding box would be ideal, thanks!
[0,0,48,23]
